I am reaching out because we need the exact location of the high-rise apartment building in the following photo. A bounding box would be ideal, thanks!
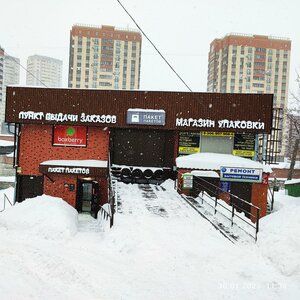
[68,24,142,90]
[26,55,62,87]
[207,33,291,160]
[0,51,20,133]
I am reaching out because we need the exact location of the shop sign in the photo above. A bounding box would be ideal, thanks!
[202,132,234,137]
[182,173,193,189]
[178,132,200,155]
[53,125,87,147]
[18,111,117,124]
[233,133,255,157]
[220,166,262,183]
[127,109,165,126]
[175,118,264,131]
[47,167,90,175]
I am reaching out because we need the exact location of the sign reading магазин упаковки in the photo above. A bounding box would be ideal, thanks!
[175,118,265,130]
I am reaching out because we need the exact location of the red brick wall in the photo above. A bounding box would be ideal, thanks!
[18,124,110,206]
[251,183,268,222]
[44,174,78,207]
[43,175,108,207]
[19,124,109,175]
[270,168,300,179]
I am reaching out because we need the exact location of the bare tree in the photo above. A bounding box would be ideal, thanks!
[286,71,300,180]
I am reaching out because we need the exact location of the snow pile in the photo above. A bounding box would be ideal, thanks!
[257,192,300,280]
[0,194,78,239]
[0,184,299,299]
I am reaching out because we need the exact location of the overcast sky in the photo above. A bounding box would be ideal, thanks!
[1,0,299,95]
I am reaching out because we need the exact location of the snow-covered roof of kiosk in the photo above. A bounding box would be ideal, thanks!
[0,140,14,147]
[40,160,108,168]
[191,170,220,178]
[285,178,300,185]
[176,153,272,173]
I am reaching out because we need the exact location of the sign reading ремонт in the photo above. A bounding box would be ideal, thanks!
[220,166,263,183]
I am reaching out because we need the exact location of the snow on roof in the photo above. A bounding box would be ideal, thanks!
[191,170,219,178]
[270,161,300,170]
[40,160,108,168]
[0,140,14,147]
[285,178,300,185]
[112,164,162,172]
[176,152,272,173]
[6,152,14,158]
[0,176,15,183]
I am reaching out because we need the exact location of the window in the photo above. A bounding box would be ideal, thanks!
[100,74,112,79]
[99,82,112,86]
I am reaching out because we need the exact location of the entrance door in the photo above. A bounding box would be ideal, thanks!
[230,182,252,218]
[112,129,166,167]
[16,175,44,202]
[76,180,100,218]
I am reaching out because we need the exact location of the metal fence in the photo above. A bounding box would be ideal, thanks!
[178,172,261,241]
[0,193,13,212]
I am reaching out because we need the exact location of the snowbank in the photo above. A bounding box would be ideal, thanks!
[0,194,78,240]
[257,192,300,280]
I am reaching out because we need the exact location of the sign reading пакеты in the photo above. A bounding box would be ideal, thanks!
[53,125,87,147]
[127,109,165,126]
[220,166,263,183]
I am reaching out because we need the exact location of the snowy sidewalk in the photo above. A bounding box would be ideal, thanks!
[77,213,102,233]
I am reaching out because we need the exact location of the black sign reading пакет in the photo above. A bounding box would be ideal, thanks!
[233,133,255,157]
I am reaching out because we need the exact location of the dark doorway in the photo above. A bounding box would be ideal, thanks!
[230,182,252,218]
[111,129,166,167]
[16,175,44,202]
[76,180,99,218]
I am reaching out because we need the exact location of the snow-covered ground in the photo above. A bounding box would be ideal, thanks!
[0,182,299,299]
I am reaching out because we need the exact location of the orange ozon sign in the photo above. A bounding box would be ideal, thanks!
[53,125,87,147]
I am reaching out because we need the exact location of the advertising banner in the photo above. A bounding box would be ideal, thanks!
[53,125,87,147]
[178,132,201,155]
[233,133,255,157]
[220,166,263,183]
[182,173,193,189]
[202,132,234,137]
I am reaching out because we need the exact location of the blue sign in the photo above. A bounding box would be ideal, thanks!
[127,109,165,126]
[220,166,263,183]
